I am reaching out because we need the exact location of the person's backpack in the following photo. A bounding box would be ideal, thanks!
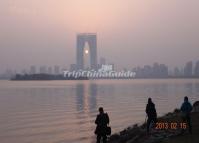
[105,113,111,135]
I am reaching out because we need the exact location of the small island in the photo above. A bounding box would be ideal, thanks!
[11,74,89,80]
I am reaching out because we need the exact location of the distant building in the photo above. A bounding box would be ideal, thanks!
[133,63,168,78]
[70,64,76,71]
[194,61,199,77]
[99,57,106,66]
[174,67,181,77]
[30,66,36,74]
[134,66,141,78]
[184,61,193,77]
[21,69,28,75]
[76,33,97,70]
[6,69,14,78]
[153,63,160,77]
[39,66,47,74]
[159,64,169,78]
[97,64,101,70]
[54,65,60,75]
[143,65,153,77]
[152,63,168,78]
[47,67,52,75]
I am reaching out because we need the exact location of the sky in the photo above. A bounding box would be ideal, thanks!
[0,0,199,73]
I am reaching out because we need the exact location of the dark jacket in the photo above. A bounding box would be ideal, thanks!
[146,102,157,118]
[95,113,109,135]
[181,101,193,115]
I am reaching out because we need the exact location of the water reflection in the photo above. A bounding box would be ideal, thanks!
[76,82,98,113]
[185,83,193,97]
[1,79,199,143]
[151,83,169,97]
[76,84,85,112]
[75,82,98,142]
[195,83,199,98]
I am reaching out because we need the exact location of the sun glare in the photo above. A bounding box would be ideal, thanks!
[85,50,89,54]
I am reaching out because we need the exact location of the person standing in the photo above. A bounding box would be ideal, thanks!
[146,98,157,134]
[95,107,110,143]
[180,96,193,134]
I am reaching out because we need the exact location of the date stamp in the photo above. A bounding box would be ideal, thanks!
[155,122,187,130]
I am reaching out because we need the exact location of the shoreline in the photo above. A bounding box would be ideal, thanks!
[108,102,199,143]
[0,77,198,81]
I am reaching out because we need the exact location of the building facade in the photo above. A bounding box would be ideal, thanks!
[76,33,97,70]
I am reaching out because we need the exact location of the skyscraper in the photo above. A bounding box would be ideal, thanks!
[194,61,199,77]
[70,64,76,71]
[39,66,47,74]
[184,61,193,77]
[54,65,60,75]
[30,66,36,74]
[76,33,97,70]
[47,67,52,75]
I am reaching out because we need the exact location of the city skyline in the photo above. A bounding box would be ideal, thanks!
[1,60,199,79]
[0,0,199,73]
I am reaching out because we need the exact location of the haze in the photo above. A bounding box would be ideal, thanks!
[0,0,199,72]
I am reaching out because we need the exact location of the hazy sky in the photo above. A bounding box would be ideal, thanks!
[0,0,199,72]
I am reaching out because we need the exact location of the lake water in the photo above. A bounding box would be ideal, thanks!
[0,79,198,143]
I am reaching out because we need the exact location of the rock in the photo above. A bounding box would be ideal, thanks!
[173,108,180,113]
[108,105,199,143]
[108,134,120,142]
[126,135,139,143]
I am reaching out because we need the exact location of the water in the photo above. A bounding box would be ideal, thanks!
[0,79,198,143]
